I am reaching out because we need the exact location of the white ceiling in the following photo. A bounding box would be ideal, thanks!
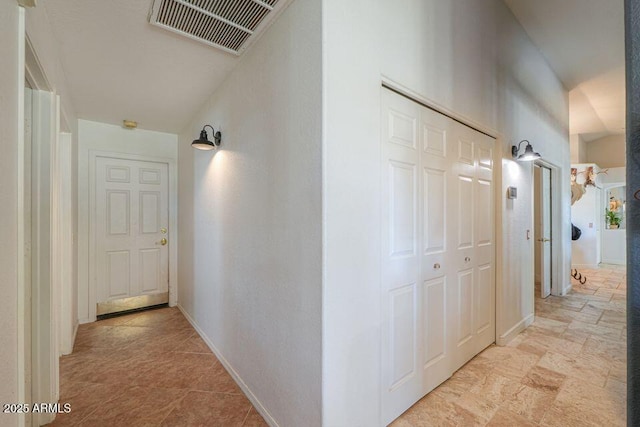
[43,1,625,138]
[42,0,241,133]
[504,0,625,141]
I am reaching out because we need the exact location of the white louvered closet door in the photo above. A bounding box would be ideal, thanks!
[381,88,495,425]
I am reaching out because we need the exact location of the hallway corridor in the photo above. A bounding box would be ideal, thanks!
[49,307,267,426]
[393,266,627,426]
[48,267,626,426]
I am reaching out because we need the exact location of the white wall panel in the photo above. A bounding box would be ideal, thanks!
[457,270,474,346]
[423,277,446,367]
[424,168,446,254]
[390,162,417,258]
[457,176,474,249]
[107,251,130,298]
[390,284,417,388]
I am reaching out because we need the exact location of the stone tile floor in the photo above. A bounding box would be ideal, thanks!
[48,307,267,426]
[49,266,626,426]
[393,265,627,427]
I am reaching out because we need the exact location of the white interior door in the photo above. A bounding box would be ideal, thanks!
[381,88,495,425]
[451,124,496,367]
[538,166,552,298]
[381,92,422,420]
[95,157,169,310]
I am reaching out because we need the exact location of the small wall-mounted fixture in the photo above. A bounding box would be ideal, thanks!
[192,125,222,151]
[507,186,518,199]
[123,120,138,129]
[18,0,37,7]
[511,140,541,161]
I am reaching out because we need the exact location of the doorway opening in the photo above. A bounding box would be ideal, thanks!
[89,152,174,319]
[534,163,552,299]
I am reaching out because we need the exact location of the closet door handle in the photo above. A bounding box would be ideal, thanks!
[464,257,471,262]
[433,263,441,270]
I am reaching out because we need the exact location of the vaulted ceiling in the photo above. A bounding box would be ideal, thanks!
[42,0,241,133]
[42,1,625,138]
[504,0,625,141]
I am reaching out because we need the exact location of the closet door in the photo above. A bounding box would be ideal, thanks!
[449,125,496,370]
[381,88,495,425]
[472,133,496,355]
[381,90,423,424]
[419,107,455,394]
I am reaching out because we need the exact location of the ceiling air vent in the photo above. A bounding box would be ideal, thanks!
[149,0,285,55]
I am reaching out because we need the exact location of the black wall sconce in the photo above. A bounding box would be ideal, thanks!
[192,125,222,151]
[511,139,541,161]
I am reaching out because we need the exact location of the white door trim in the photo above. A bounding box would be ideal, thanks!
[58,132,74,355]
[88,150,178,321]
[533,159,562,297]
[381,77,500,140]
[17,8,28,427]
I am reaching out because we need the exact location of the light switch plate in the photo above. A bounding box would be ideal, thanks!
[507,186,517,199]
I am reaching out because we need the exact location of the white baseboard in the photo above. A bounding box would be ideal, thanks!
[601,259,626,266]
[177,305,280,427]
[497,313,534,346]
[571,264,600,269]
[72,322,79,344]
[62,322,80,355]
[78,317,96,325]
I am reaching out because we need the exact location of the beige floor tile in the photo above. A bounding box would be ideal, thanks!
[486,407,538,427]
[600,309,627,325]
[520,365,566,393]
[78,386,188,427]
[517,332,583,357]
[389,265,627,426]
[398,393,487,427]
[537,351,610,387]
[174,331,212,354]
[451,391,500,424]
[581,335,626,364]
[540,377,625,427]
[501,383,557,423]
[606,378,627,396]
[609,359,627,383]
[242,407,268,427]
[567,319,623,341]
[160,390,251,427]
[529,316,570,335]
[47,307,263,427]
[469,372,521,404]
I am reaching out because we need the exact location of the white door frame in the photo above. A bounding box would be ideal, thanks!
[20,13,69,425]
[533,159,562,297]
[17,8,29,426]
[57,132,75,355]
[29,87,59,427]
[88,150,178,320]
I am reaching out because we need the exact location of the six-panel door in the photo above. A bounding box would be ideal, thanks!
[95,157,169,303]
[382,88,495,425]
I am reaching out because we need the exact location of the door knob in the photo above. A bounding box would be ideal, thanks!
[159,238,168,246]
[434,263,441,270]
[464,257,471,262]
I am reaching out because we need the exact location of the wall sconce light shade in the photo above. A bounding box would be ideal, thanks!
[511,139,541,161]
[192,125,222,151]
